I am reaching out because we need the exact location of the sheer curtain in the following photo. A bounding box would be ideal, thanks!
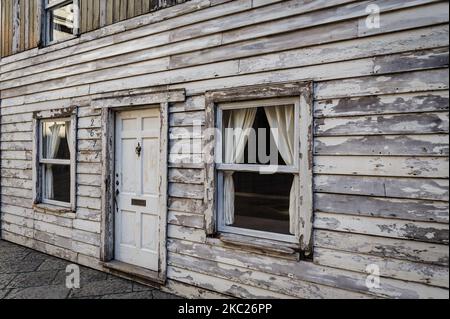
[264,106,297,235]
[65,121,72,155]
[223,108,257,225]
[45,123,63,199]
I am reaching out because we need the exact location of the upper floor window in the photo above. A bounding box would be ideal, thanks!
[45,0,79,45]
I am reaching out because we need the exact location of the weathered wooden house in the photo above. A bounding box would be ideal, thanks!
[0,0,448,299]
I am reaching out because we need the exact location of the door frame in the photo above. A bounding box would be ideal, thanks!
[94,88,185,283]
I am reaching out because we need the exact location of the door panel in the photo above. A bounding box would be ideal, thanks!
[115,108,162,271]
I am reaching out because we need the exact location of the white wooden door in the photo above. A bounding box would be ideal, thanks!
[115,108,162,271]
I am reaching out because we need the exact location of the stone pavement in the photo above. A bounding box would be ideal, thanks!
[0,240,180,299]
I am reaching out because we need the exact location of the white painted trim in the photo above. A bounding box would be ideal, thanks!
[32,109,77,211]
[216,163,297,174]
[215,97,300,243]
[100,95,175,283]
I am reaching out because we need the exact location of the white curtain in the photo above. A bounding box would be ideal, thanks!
[223,108,257,225]
[65,121,72,155]
[264,106,298,235]
[45,123,63,199]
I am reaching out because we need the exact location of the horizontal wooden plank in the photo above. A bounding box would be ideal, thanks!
[0,150,32,161]
[167,225,206,243]
[315,156,449,178]
[1,168,32,180]
[315,247,449,288]
[316,69,448,100]
[1,187,33,199]
[314,175,449,202]
[169,182,204,200]
[315,134,449,156]
[315,193,449,223]
[168,197,205,214]
[1,177,32,190]
[168,168,205,184]
[315,91,449,118]
[315,112,449,136]
[314,212,449,244]
[168,211,205,229]
[314,230,449,266]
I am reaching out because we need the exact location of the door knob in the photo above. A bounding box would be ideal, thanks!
[135,142,142,157]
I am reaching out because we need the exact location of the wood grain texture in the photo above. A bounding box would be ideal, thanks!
[0,0,448,299]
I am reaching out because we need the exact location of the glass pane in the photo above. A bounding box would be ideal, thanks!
[42,121,70,159]
[49,3,74,42]
[222,106,294,166]
[228,172,293,235]
[43,164,71,203]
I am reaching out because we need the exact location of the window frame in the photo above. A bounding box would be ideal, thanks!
[44,0,80,46]
[32,108,77,211]
[204,82,314,254]
[216,97,301,244]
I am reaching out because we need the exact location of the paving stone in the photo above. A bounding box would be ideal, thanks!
[69,278,133,298]
[52,266,108,286]
[0,251,29,263]
[100,290,155,299]
[0,240,180,299]
[38,257,70,271]
[22,251,51,263]
[152,289,182,299]
[0,289,11,299]
[132,282,155,292]
[71,295,102,299]
[0,259,43,274]
[6,270,58,289]
[0,274,16,289]
[0,241,28,252]
[5,285,71,299]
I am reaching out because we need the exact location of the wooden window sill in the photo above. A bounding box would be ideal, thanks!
[33,203,76,218]
[212,233,301,261]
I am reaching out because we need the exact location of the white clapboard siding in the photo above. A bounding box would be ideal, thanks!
[0,0,448,299]
[314,230,449,266]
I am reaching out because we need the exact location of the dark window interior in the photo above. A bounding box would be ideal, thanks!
[231,172,293,235]
[44,164,71,203]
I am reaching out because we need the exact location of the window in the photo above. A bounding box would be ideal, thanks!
[33,113,76,210]
[216,98,301,243]
[45,0,79,44]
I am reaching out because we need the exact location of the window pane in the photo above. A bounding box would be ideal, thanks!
[222,106,294,166]
[228,172,293,235]
[49,3,74,42]
[42,121,70,159]
[43,164,71,203]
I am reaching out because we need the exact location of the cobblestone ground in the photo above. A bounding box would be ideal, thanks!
[0,240,180,299]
